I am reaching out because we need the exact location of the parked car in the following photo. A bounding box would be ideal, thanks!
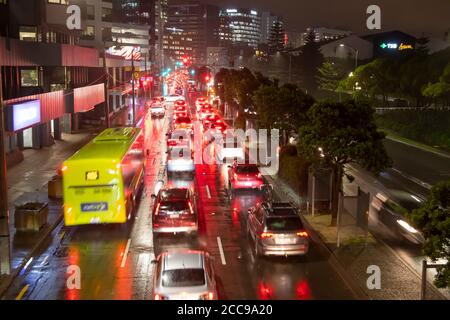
[152,250,218,300]
[152,188,198,236]
[247,202,309,257]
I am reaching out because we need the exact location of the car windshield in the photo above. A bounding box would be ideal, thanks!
[236,166,259,174]
[158,201,189,214]
[162,269,205,287]
[266,217,303,231]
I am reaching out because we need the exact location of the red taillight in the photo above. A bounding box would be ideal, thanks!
[233,173,238,180]
[260,232,273,239]
[154,294,164,300]
[207,292,214,300]
[188,201,194,214]
[257,173,262,179]
[61,165,68,172]
[297,231,309,237]
[155,203,161,216]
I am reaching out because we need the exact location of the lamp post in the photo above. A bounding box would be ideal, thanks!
[131,48,136,126]
[103,45,110,128]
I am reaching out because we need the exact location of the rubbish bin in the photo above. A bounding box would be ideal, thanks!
[48,175,63,199]
[14,202,48,232]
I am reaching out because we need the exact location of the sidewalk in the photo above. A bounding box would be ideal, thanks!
[1,131,95,297]
[261,169,447,300]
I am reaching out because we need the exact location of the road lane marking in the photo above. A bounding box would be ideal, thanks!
[39,255,49,267]
[217,237,227,265]
[15,285,29,300]
[59,231,66,240]
[205,185,212,199]
[121,239,132,268]
[390,168,432,190]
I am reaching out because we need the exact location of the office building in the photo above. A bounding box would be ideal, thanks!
[218,8,261,49]
[165,1,220,65]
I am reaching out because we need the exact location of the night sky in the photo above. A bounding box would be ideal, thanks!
[204,0,450,37]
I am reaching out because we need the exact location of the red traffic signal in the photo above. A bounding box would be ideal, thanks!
[205,75,210,82]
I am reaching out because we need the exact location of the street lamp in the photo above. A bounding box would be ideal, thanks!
[339,43,359,71]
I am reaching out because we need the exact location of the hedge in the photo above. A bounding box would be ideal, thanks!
[277,145,310,197]
[375,110,450,150]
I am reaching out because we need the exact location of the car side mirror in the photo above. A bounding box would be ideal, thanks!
[151,259,158,264]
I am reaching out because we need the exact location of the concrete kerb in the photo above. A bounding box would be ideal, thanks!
[263,174,369,300]
[265,173,448,300]
[0,212,63,298]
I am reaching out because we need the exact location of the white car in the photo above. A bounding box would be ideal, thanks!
[152,250,218,300]
[216,139,245,162]
[165,94,185,103]
[167,145,195,175]
[150,103,165,117]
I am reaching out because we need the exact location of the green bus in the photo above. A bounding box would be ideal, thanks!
[62,127,145,226]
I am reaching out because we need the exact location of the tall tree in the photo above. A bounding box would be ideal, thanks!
[298,99,391,225]
[338,58,398,105]
[317,58,354,92]
[317,60,341,92]
[297,31,324,94]
[253,83,314,144]
[268,20,285,55]
[408,180,450,288]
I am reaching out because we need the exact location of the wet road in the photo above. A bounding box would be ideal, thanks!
[2,98,355,300]
[345,138,450,287]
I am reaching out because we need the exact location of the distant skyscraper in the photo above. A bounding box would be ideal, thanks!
[155,0,168,69]
[165,0,220,65]
[218,8,261,49]
[260,12,282,44]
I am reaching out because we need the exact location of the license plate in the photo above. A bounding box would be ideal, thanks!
[81,202,108,212]
[170,214,180,219]
[275,238,296,245]
[244,182,253,187]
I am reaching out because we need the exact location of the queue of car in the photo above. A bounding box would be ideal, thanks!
[149,91,310,300]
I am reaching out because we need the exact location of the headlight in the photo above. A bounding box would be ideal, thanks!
[154,294,168,300]
[199,292,214,300]
[397,220,419,234]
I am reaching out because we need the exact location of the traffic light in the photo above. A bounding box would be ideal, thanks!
[205,75,210,82]
[182,56,190,66]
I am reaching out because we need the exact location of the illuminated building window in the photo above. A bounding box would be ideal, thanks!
[19,26,38,42]
[20,68,39,87]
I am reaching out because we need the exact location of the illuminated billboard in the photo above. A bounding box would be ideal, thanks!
[107,46,142,61]
[8,100,41,131]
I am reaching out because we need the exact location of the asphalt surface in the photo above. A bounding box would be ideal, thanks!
[345,138,450,292]
[1,94,355,300]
